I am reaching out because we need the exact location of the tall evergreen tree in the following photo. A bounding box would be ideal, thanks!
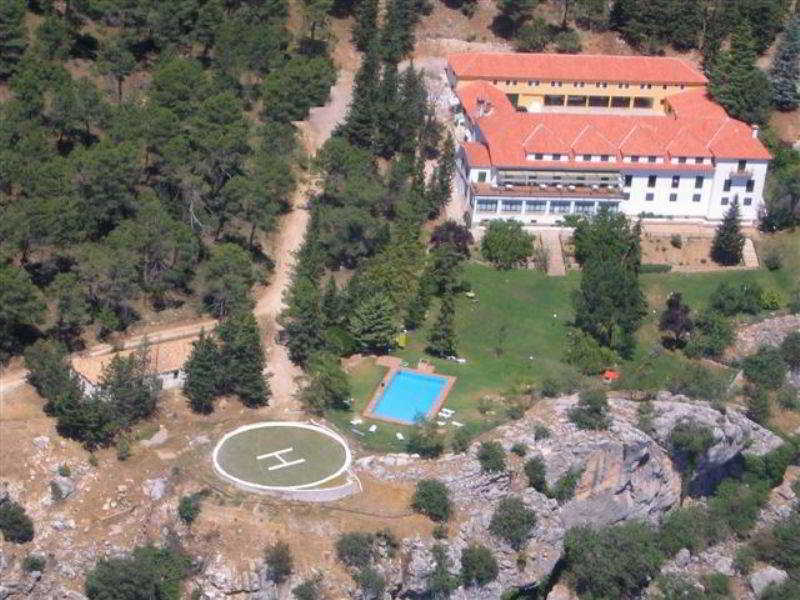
[658,292,693,349]
[280,274,324,365]
[339,41,380,149]
[0,0,27,79]
[709,22,773,124]
[95,345,162,427]
[374,61,401,158]
[426,135,454,218]
[426,294,457,358]
[495,0,539,37]
[770,16,800,111]
[352,0,378,51]
[710,200,745,266]
[349,292,397,354]
[217,312,270,407]
[380,0,415,63]
[320,277,342,328]
[182,331,220,414]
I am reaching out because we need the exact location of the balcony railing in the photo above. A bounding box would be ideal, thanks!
[471,182,625,199]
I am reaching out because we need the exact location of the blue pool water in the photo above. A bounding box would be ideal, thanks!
[372,370,448,424]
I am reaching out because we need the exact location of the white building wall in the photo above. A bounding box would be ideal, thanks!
[622,170,714,219]
[706,160,767,221]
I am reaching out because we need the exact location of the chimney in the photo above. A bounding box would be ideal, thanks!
[752,125,759,139]
[476,96,492,117]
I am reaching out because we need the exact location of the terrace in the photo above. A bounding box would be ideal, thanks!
[471,182,626,199]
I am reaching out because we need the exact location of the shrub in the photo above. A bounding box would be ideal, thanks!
[684,310,733,359]
[568,389,609,430]
[777,386,799,410]
[658,505,725,556]
[667,364,727,400]
[292,575,323,600]
[116,438,131,461]
[562,521,663,600]
[654,574,704,600]
[780,331,800,369]
[427,544,459,597]
[178,494,202,525]
[480,220,534,270]
[22,554,46,573]
[669,422,715,474]
[640,263,672,273]
[745,384,771,425]
[85,546,191,600]
[515,17,551,52]
[709,479,770,538]
[733,545,756,574]
[411,479,452,522]
[550,467,583,503]
[539,370,579,398]
[374,528,398,558]
[751,512,800,571]
[524,457,547,493]
[763,249,783,270]
[789,287,800,314]
[533,424,551,440]
[488,496,536,550]
[460,544,499,587]
[88,454,99,467]
[354,566,385,599]
[505,402,525,420]
[637,400,655,433]
[58,464,71,477]
[406,420,445,458]
[432,524,448,539]
[335,532,375,568]
[554,28,582,53]
[761,288,783,310]
[451,425,476,453]
[710,281,763,316]
[0,500,34,543]
[743,346,788,389]
[265,541,293,584]
[760,580,800,600]
[477,441,506,473]
[510,442,527,456]
[563,329,619,375]
[670,234,683,248]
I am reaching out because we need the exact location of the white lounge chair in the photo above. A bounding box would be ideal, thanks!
[436,420,446,426]
[368,424,377,433]
[396,432,404,440]
[451,421,464,427]
[439,408,454,418]
[350,418,364,425]
[351,428,365,436]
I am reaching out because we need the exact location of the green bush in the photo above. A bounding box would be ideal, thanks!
[265,541,293,584]
[743,346,788,389]
[480,220,534,270]
[563,329,619,375]
[116,438,131,461]
[640,263,672,273]
[85,546,191,600]
[554,28,582,53]
[477,441,506,473]
[658,505,725,556]
[709,479,770,538]
[733,545,756,574]
[763,249,783,270]
[563,521,664,600]
[539,369,579,398]
[710,281,763,316]
[745,384,771,425]
[432,524,448,539]
[411,479,452,522]
[751,512,800,571]
[669,422,715,474]
[776,386,799,410]
[460,544,499,587]
[760,580,800,600]
[427,544,459,597]
[667,363,727,400]
[760,288,783,310]
[406,420,445,458]
[533,424,551,440]
[789,287,800,314]
[58,464,71,477]
[488,496,536,550]
[780,331,800,369]
[684,310,733,359]
[178,494,202,525]
[22,554,46,573]
[451,425,476,453]
[510,442,527,456]
[654,574,704,600]
[0,499,34,543]
[354,566,385,599]
[292,575,323,600]
[568,389,609,430]
[550,467,583,503]
[524,457,547,493]
[505,402,525,420]
[335,532,375,568]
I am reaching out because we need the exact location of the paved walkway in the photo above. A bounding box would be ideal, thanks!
[539,230,567,276]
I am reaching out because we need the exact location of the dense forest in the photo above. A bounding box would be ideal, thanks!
[0,0,340,360]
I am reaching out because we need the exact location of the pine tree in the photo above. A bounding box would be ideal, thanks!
[374,61,401,158]
[426,294,457,358]
[349,292,397,354]
[710,200,745,266]
[709,22,773,124]
[217,312,270,408]
[658,292,693,349]
[339,41,380,149]
[426,135,454,218]
[182,331,220,414]
[0,0,27,79]
[279,274,324,365]
[380,0,415,63]
[320,277,342,328]
[352,0,378,51]
[770,16,800,111]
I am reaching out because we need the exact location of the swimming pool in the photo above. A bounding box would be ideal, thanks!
[370,370,449,424]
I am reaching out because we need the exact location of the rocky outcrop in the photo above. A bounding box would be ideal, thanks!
[50,476,75,502]
[749,566,789,597]
[357,395,786,599]
[730,315,800,359]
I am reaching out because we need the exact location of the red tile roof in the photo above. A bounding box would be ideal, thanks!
[455,82,771,168]
[462,141,491,167]
[448,52,708,85]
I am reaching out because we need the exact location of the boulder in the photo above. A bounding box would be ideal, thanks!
[749,566,788,597]
[32,436,50,449]
[675,548,690,568]
[142,477,168,500]
[50,476,75,501]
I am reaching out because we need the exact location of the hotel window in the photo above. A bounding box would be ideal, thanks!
[648,156,656,163]
[694,176,703,189]
[601,155,609,162]
[743,197,752,206]
[738,159,747,171]
[506,80,511,85]
[645,192,654,201]
[678,157,686,164]
[671,175,680,188]
[477,171,487,182]
[721,197,729,205]
[502,200,523,213]
[692,193,701,202]
[695,157,703,164]
[646,84,652,89]
[607,202,620,212]
[669,193,677,202]
[723,179,731,192]
[526,200,546,213]
[550,201,571,214]
[663,85,668,90]
[647,175,657,188]
[575,201,595,214]
[631,155,640,163]
[583,154,591,161]
[476,200,497,212]
[493,80,498,85]
[624,175,633,187]
[552,154,562,161]
[746,179,754,192]
[567,95,588,106]
[534,153,543,160]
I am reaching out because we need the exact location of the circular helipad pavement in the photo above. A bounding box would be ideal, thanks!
[212,422,352,491]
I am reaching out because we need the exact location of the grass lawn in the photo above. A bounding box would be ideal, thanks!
[338,230,800,452]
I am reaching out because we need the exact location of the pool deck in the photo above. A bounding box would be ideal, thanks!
[363,358,457,426]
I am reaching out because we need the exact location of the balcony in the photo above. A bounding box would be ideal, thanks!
[471,182,625,199]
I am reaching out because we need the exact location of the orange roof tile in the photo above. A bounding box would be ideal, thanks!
[448,52,708,85]
[462,141,491,167]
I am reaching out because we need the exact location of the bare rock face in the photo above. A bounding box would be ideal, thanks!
[749,566,789,597]
[359,395,786,599]
[50,476,76,502]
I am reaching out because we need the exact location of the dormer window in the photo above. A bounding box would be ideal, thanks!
[601,155,609,162]
[648,156,656,163]
[583,154,591,161]
[534,153,543,160]
[631,156,640,163]
[552,154,562,161]
[678,157,686,164]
